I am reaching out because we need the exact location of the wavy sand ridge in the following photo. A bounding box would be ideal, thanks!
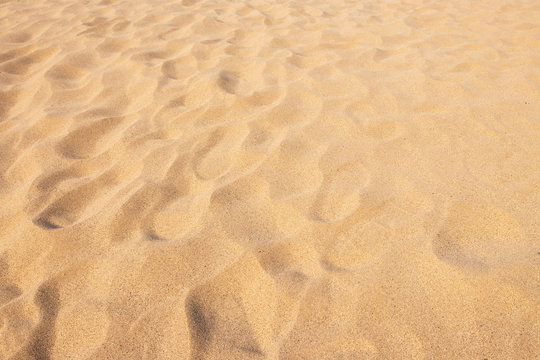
[0,0,539,359]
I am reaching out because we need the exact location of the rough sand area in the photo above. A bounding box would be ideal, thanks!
[0,0,539,359]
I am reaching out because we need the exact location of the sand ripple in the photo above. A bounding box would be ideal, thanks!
[0,0,539,359]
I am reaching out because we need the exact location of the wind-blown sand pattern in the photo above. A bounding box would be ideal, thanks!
[0,0,539,359]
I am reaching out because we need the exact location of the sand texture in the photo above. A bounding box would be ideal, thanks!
[0,0,539,359]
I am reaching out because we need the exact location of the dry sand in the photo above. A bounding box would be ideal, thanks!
[0,0,539,359]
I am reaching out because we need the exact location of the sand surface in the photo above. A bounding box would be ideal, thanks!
[0,0,539,359]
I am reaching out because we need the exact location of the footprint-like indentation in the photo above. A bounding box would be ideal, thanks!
[433,203,531,269]
[216,61,263,97]
[218,71,242,95]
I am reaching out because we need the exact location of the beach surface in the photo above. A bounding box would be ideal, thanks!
[0,0,539,359]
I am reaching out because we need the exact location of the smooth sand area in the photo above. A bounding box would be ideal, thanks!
[0,0,539,359]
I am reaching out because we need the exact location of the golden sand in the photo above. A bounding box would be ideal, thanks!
[0,0,539,359]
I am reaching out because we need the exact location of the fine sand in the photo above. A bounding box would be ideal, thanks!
[1,0,539,359]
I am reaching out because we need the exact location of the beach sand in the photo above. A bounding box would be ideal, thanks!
[0,0,539,359]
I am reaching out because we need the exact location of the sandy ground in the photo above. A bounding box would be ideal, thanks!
[0,0,539,359]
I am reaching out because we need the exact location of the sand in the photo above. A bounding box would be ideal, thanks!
[0,0,539,359]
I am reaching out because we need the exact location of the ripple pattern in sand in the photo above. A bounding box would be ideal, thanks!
[0,0,539,359]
